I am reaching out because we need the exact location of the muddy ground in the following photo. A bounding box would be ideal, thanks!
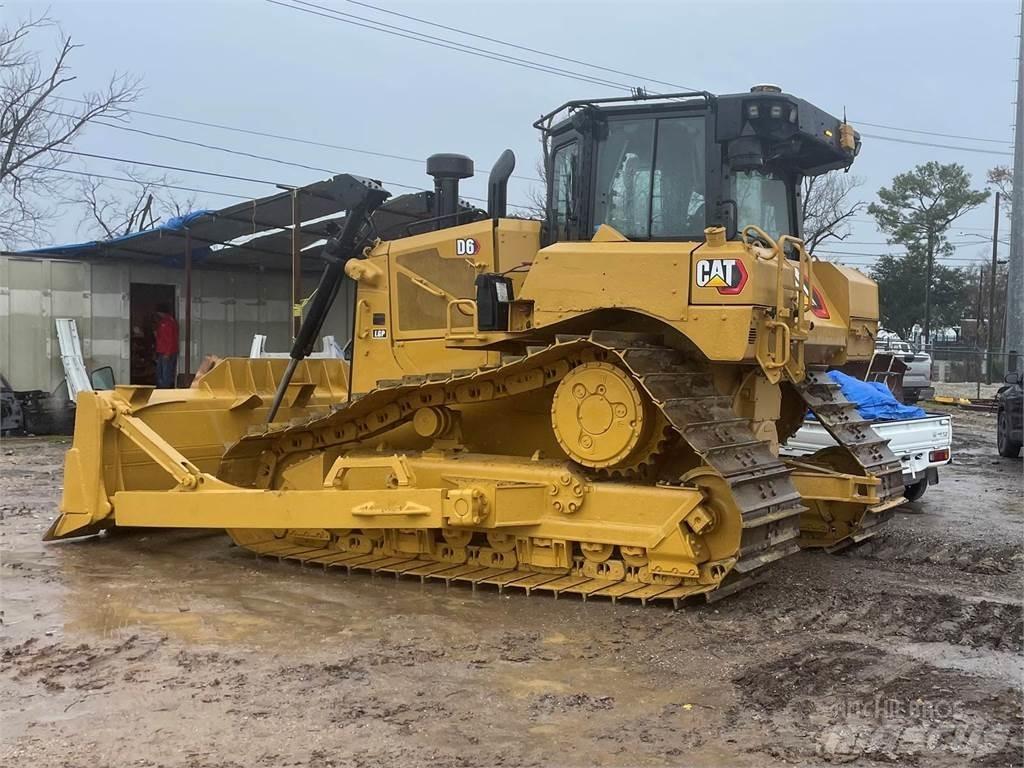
[1,408,1021,767]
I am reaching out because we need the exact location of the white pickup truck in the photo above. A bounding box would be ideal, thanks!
[782,412,952,501]
[874,337,934,404]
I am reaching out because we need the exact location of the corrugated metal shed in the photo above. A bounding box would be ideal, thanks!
[2,174,368,391]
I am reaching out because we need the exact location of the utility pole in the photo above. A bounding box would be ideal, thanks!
[923,226,935,348]
[987,191,1000,384]
[976,266,985,330]
[1006,0,1024,372]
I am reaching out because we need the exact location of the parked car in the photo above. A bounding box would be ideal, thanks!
[875,337,934,404]
[1,375,24,435]
[0,366,116,436]
[996,371,1023,458]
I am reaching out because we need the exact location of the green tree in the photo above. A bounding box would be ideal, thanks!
[868,162,989,345]
[871,252,970,340]
[987,166,1013,215]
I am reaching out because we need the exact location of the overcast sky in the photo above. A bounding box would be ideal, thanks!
[9,0,1020,270]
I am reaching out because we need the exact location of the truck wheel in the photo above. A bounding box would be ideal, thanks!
[903,478,928,502]
[997,409,1022,458]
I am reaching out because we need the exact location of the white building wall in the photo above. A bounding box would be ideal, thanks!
[0,255,354,392]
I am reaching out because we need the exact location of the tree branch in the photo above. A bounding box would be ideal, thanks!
[0,11,142,247]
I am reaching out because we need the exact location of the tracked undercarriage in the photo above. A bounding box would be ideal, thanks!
[47,87,907,606]
[220,334,903,604]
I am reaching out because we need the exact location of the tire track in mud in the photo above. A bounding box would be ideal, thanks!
[843,530,1024,576]
[748,588,1023,653]
[2,421,1021,768]
[1,635,164,692]
[732,640,1023,767]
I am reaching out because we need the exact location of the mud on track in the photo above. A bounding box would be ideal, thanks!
[1,407,1022,767]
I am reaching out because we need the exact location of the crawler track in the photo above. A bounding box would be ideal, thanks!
[223,335,895,602]
[793,368,905,546]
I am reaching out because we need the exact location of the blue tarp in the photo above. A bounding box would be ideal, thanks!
[823,370,926,422]
[24,209,215,260]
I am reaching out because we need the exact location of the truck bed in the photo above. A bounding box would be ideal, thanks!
[782,413,952,493]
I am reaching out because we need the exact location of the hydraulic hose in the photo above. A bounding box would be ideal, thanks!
[266,186,388,423]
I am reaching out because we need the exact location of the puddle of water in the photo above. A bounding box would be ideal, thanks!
[543,631,570,645]
[65,600,275,645]
[528,724,560,735]
[37,527,613,652]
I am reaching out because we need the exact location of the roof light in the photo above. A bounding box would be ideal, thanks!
[770,105,783,119]
[747,104,760,118]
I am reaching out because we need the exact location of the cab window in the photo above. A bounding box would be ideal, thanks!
[550,142,578,241]
[592,116,706,239]
[730,170,795,236]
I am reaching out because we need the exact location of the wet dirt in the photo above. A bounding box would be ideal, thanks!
[1,410,1021,767]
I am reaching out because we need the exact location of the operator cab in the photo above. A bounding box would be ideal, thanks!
[537,86,860,245]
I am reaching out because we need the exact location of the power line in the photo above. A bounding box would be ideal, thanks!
[34,6,1000,209]
[16,142,288,186]
[52,96,422,163]
[40,109,340,177]
[860,132,1013,156]
[336,0,1006,148]
[816,249,991,263]
[823,239,986,247]
[31,2,1007,234]
[14,141,498,205]
[265,0,633,92]
[851,218,997,232]
[293,0,1015,156]
[22,164,252,199]
[51,96,543,184]
[854,120,1011,145]
[333,0,701,92]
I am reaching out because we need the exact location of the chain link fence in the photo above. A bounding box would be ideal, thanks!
[929,347,1019,399]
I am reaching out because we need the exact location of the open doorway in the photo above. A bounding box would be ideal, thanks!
[130,283,176,385]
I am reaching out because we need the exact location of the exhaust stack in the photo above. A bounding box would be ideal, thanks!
[487,149,516,219]
[426,153,474,227]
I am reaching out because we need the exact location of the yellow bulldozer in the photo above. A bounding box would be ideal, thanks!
[47,86,903,605]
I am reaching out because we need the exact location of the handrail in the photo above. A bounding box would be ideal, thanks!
[746,229,814,382]
[778,235,814,339]
[533,90,714,131]
[446,299,478,339]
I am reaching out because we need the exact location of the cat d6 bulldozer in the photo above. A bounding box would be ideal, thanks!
[47,87,903,605]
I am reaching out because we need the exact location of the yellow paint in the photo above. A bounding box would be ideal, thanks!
[48,202,889,602]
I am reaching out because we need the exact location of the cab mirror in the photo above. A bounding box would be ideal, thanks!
[1004,371,1022,385]
[90,366,115,390]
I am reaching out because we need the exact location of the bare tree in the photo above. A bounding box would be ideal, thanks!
[800,172,865,254]
[0,11,141,247]
[518,158,547,219]
[73,167,197,239]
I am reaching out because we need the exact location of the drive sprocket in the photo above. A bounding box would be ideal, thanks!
[549,361,666,474]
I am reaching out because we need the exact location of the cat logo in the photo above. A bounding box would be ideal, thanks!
[695,258,748,295]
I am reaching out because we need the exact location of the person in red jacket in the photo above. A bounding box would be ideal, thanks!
[154,304,179,388]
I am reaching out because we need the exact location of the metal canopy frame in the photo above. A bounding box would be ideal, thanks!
[14,175,362,378]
